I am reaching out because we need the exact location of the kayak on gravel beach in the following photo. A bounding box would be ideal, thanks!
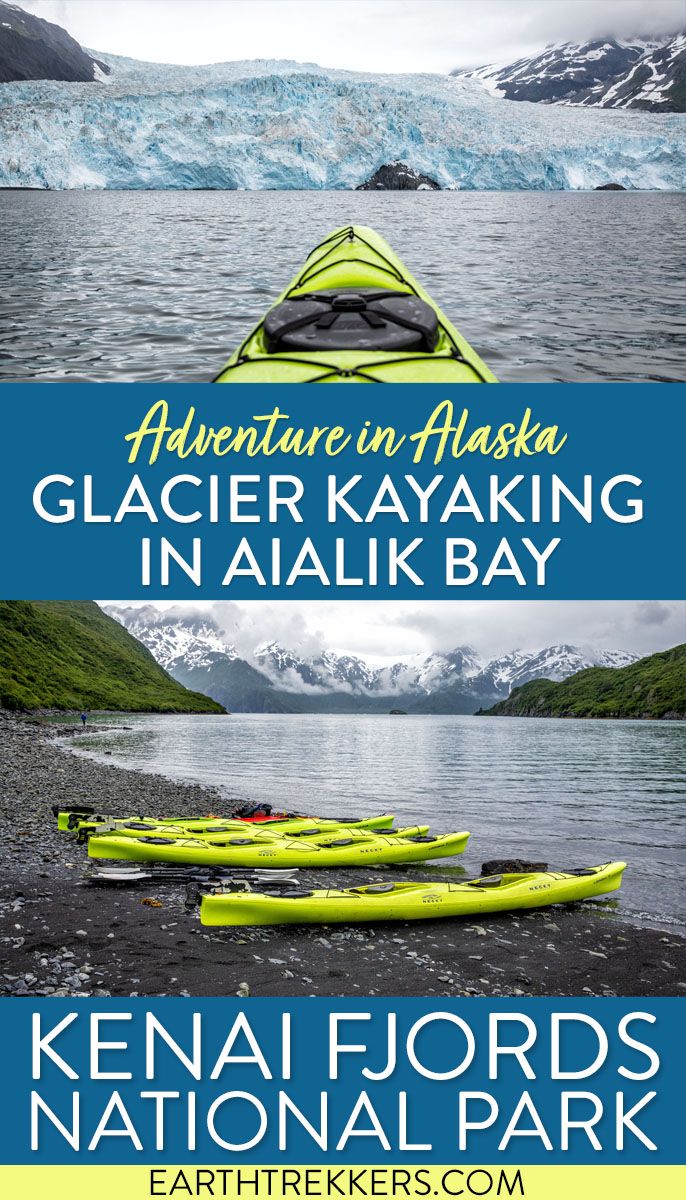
[0,713,684,999]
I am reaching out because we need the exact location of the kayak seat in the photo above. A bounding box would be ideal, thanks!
[125,821,156,830]
[467,876,504,888]
[357,884,396,894]
[408,835,436,843]
[263,289,439,353]
[137,836,176,845]
[328,838,354,846]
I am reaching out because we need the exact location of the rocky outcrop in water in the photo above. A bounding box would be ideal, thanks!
[356,162,441,190]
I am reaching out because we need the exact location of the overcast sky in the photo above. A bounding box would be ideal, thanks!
[102,600,686,661]
[21,1,686,71]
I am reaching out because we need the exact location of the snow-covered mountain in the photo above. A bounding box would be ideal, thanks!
[454,35,685,112]
[315,650,379,692]
[252,642,484,696]
[1,43,684,189]
[588,35,686,111]
[105,606,638,713]
[475,644,638,693]
[378,648,483,696]
[0,1,109,83]
[109,605,231,673]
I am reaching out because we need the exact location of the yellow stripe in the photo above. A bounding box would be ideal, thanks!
[0,1165,682,1200]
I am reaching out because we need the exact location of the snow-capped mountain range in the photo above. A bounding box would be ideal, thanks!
[105,605,637,714]
[250,641,636,698]
[454,35,685,112]
[1,3,684,190]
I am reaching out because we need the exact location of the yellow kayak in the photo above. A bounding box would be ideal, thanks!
[82,821,428,842]
[215,226,496,384]
[88,828,471,868]
[201,863,627,926]
[58,810,395,835]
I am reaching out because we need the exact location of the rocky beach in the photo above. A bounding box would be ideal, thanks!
[1,712,684,999]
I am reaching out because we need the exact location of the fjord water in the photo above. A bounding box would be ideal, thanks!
[1,189,684,383]
[73,713,686,933]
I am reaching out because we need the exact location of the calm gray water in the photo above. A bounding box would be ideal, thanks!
[70,713,686,933]
[1,190,684,383]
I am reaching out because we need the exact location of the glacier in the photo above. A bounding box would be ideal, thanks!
[0,52,684,189]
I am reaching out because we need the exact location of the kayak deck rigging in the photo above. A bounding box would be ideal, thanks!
[214,226,497,383]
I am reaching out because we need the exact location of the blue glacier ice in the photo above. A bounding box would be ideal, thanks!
[0,53,684,189]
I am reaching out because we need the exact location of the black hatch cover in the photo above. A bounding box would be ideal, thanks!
[263,289,439,353]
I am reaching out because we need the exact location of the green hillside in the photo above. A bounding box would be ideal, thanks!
[481,644,686,720]
[0,601,225,713]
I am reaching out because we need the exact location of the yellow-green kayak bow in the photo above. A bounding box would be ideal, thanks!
[215,226,496,384]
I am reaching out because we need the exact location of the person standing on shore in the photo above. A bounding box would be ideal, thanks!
[80,711,87,727]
